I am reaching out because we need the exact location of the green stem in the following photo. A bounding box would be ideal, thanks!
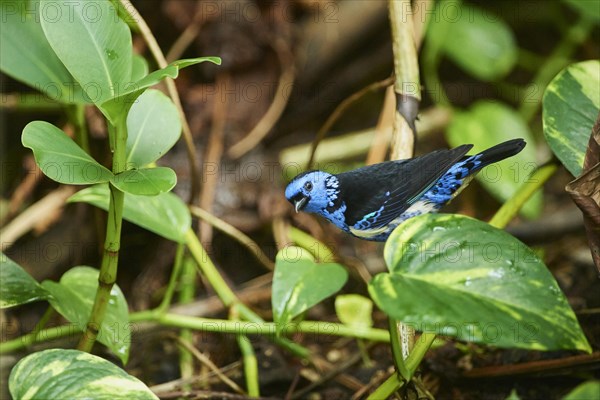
[388,319,410,379]
[185,229,311,358]
[132,313,390,342]
[357,339,374,367]
[77,116,127,352]
[185,228,237,305]
[367,332,436,399]
[368,373,403,400]
[231,308,260,398]
[156,243,185,315]
[237,335,259,397]
[0,314,390,354]
[405,332,436,374]
[178,255,196,385]
[30,307,55,342]
[68,103,90,155]
[0,324,81,352]
[489,163,558,229]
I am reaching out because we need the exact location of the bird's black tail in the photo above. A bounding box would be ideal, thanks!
[475,139,526,167]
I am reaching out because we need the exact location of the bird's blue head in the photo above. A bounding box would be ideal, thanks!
[285,170,336,214]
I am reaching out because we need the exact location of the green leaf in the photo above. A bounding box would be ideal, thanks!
[98,57,221,124]
[369,214,591,352]
[68,184,191,243]
[131,54,149,82]
[40,0,133,104]
[543,60,600,176]
[434,4,517,81]
[22,121,113,184]
[9,349,158,400]
[0,253,49,308]
[335,294,373,329]
[112,167,177,196]
[0,1,88,103]
[41,267,130,364]
[563,380,600,400]
[126,89,181,167]
[447,101,542,219]
[272,247,348,332]
[134,58,221,91]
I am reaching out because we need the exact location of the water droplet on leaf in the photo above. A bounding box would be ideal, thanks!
[106,49,118,60]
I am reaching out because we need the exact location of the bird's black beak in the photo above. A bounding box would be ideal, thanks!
[293,196,308,213]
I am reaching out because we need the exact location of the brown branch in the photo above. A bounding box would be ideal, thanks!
[463,352,600,378]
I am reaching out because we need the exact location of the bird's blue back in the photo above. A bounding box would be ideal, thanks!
[285,139,526,241]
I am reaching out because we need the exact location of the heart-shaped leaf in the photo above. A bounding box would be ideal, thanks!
[447,101,541,218]
[272,246,347,333]
[40,0,133,104]
[0,253,49,308]
[335,294,373,329]
[126,89,181,167]
[68,184,191,243]
[99,57,221,124]
[9,349,157,400]
[543,60,600,176]
[429,4,517,81]
[41,267,130,364]
[0,2,88,103]
[22,121,113,184]
[369,214,591,352]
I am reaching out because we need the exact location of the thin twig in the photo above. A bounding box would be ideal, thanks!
[5,156,43,222]
[1,186,76,251]
[306,76,394,169]
[170,333,246,395]
[166,1,216,63]
[291,349,373,399]
[149,361,242,395]
[199,73,229,244]
[190,205,274,270]
[228,39,295,159]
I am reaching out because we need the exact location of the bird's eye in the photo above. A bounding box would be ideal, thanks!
[304,181,313,191]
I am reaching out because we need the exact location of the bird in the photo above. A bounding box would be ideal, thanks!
[285,139,526,241]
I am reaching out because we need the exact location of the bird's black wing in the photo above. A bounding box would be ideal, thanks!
[336,145,473,229]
